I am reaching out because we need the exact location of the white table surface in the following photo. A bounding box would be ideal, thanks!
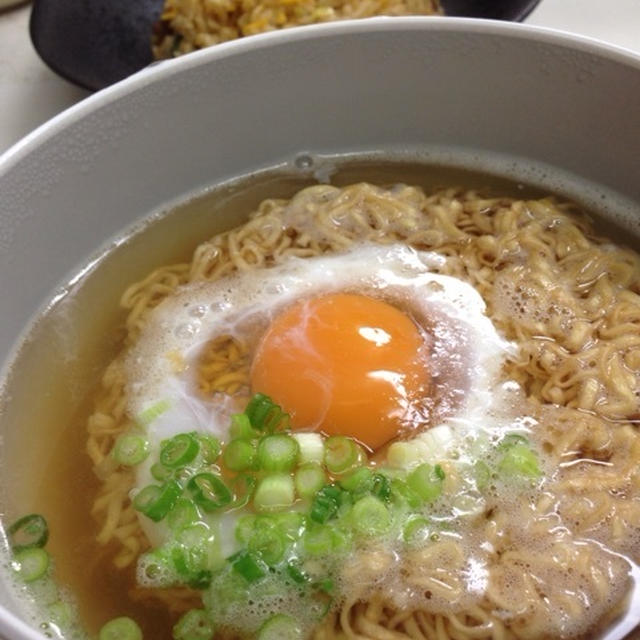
[1,0,639,155]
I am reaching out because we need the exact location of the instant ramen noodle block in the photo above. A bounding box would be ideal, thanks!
[152,0,442,59]
[79,181,640,640]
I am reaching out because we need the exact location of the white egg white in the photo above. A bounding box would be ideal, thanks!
[125,244,517,545]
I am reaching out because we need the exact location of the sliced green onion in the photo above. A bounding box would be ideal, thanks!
[161,433,200,469]
[176,518,211,550]
[234,515,257,544]
[292,432,324,464]
[351,495,391,537]
[295,462,327,500]
[272,512,306,540]
[310,485,348,524]
[386,441,420,469]
[324,436,364,475]
[113,433,150,466]
[169,554,210,589]
[13,547,49,582]
[134,480,182,522]
[197,434,221,463]
[309,485,340,524]
[403,515,430,544]
[167,498,200,531]
[187,473,232,512]
[47,600,72,628]
[499,434,529,449]
[257,434,299,472]
[328,526,351,552]
[286,561,309,584]
[172,525,215,587]
[339,467,373,495]
[230,474,256,509]
[371,473,392,502]
[230,550,267,583]
[302,524,349,556]
[257,613,303,640]
[223,439,257,472]
[406,463,444,503]
[245,393,289,433]
[248,518,287,565]
[173,609,215,640]
[98,616,143,640]
[302,525,335,556]
[229,413,256,440]
[175,467,195,487]
[151,462,174,482]
[474,460,492,490]
[434,464,446,481]
[8,514,49,552]
[498,443,542,478]
[136,399,171,427]
[390,478,422,509]
[253,474,295,512]
[185,570,214,591]
[310,488,339,524]
[171,562,213,590]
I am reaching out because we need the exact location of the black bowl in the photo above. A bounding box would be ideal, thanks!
[440,0,540,20]
[30,0,541,91]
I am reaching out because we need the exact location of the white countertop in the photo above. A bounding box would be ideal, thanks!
[1,0,639,155]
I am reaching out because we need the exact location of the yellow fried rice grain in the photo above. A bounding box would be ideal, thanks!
[153,0,442,58]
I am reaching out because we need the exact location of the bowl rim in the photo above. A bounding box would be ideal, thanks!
[2,15,640,173]
[1,15,640,640]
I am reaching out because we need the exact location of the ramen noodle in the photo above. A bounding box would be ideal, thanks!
[85,181,640,639]
[152,0,442,59]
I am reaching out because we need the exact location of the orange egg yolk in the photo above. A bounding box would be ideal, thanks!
[250,293,431,450]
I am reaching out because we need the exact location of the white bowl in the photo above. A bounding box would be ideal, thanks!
[0,17,639,640]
